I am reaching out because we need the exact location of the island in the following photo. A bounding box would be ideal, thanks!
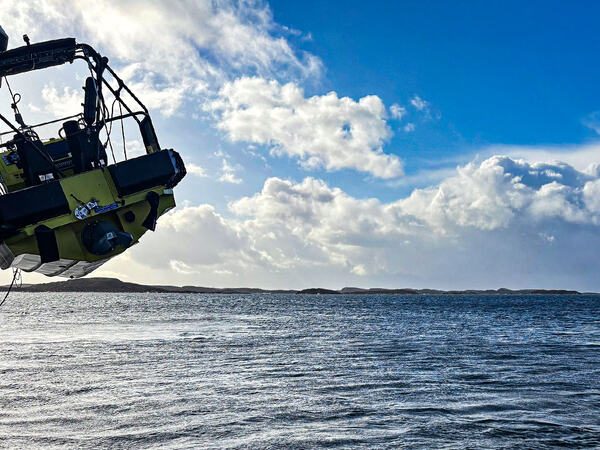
[5,277,585,295]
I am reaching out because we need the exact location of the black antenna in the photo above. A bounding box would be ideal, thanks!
[0,25,7,52]
[0,25,7,88]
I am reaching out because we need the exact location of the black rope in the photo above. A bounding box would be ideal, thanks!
[0,268,21,308]
[105,133,117,165]
[4,78,32,134]
[119,102,127,160]
[102,98,118,164]
[5,78,21,115]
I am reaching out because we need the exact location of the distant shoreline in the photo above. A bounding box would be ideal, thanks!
[4,277,592,295]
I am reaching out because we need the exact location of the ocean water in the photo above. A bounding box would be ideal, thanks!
[0,293,598,449]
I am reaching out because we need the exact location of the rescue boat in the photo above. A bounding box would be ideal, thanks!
[0,27,186,278]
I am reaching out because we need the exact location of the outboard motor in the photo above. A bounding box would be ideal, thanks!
[82,221,133,255]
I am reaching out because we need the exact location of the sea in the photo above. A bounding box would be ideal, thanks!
[0,292,598,449]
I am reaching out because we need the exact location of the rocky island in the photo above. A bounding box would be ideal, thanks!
[8,277,585,295]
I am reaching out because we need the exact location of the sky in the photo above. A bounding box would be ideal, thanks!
[1,0,600,290]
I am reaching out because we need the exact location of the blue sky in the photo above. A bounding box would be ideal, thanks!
[274,0,600,144]
[273,0,600,180]
[1,1,600,289]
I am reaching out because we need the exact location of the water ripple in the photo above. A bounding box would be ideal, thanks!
[0,293,598,448]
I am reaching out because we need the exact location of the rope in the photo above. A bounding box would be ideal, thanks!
[0,268,21,308]
[119,102,127,160]
[103,99,118,164]
[5,78,19,111]
[4,78,29,131]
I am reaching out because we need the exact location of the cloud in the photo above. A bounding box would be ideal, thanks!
[214,152,242,183]
[129,204,253,268]
[187,163,208,178]
[582,111,600,135]
[40,85,82,118]
[403,123,415,132]
[389,103,406,120]
[107,154,600,290]
[207,77,403,178]
[218,157,243,184]
[387,166,458,188]
[410,95,429,112]
[398,156,598,231]
[0,0,321,116]
[485,142,600,173]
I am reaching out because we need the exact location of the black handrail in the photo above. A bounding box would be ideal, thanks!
[0,113,82,138]
[0,111,66,177]
[0,39,160,165]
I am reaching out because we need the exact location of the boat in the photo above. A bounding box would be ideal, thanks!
[0,27,186,278]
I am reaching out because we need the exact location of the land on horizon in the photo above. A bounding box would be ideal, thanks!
[5,277,589,295]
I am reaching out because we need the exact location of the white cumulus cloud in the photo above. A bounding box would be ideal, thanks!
[207,77,403,178]
[103,154,600,290]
